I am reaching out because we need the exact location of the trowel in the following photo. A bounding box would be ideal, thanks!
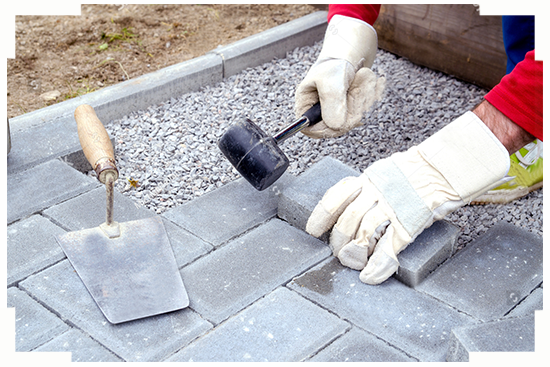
[56,104,189,324]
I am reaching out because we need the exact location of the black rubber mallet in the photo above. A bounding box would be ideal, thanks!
[218,102,322,191]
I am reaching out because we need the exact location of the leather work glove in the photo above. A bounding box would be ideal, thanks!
[295,15,385,139]
[306,112,510,284]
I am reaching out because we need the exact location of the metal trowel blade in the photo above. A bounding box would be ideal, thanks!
[56,216,188,324]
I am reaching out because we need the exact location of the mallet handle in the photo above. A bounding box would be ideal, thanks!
[273,102,322,143]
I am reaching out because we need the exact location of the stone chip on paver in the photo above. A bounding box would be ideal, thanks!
[19,260,212,362]
[7,214,66,286]
[7,159,99,224]
[446,315,535,362]
[308,326,417,362]
[167,287,349,362]
[35,329,123,362]
[506,287,543,319]
[417,222,543,322]
[288,257,476,362]
[180,218,330,325]
[7,287,70,352]
[164,176,293,247]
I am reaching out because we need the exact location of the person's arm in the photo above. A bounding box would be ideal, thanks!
[328,4,381,25]
[473,100,535,155]
[484,50,543,142]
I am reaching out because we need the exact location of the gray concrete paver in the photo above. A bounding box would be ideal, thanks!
[446,315,535,362]
[43,186,154,231]
[19,260,212,362]
[161,218,213,269]
[35,329,123,362]
[308,326,417,362]
[7,214,66,287]
[180,218,330,325]
[278,156,360,236]
[394,220,459,288]
[7,118,82,175]
[7,159,99,224]
[417,222,543,322]
[167,287,349,362]
[7,287,70,352]
[163,176,293,247]
[288,257,477,361]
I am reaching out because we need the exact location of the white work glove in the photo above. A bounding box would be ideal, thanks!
[295,15,385,139]
[306,112,510,284]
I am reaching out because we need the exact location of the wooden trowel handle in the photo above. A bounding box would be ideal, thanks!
[74,104,119,184]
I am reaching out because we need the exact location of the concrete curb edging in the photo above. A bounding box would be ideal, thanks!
[7,11,327,175]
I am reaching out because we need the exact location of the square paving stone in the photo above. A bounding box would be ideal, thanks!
[7,287,69,352]
[35,329,123,362]
[288,257,476,362]
[19,260,212,362]
[308,326,417,362]
[7,159,99,224]
[180,218,331,325]
[167,287,349,362]
[164,176,293,247]
[7,215,66,286]
[417,222,543,322]
[446,315,535,362]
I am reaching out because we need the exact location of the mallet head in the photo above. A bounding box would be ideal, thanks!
[218,118,289,191]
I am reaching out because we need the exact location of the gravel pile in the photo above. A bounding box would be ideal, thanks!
[105,41,543,249]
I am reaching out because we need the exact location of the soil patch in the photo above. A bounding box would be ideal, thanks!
[7,4,322,119]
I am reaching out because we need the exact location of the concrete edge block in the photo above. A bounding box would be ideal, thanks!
[9,53,223,135]
[210,11,327,77]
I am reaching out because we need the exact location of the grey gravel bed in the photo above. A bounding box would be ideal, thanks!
[104,41,543,249]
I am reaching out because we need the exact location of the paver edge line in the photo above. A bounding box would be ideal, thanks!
[9,11,328,134]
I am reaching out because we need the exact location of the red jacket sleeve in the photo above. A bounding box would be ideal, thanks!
[485,50,543,141]
[328,4,381,26]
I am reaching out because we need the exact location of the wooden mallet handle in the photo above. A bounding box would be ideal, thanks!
[74,104,118,184]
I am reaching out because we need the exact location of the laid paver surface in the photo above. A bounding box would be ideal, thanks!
[288,257,477,362]
[167,287,349,362]
[6,11,543,363]
[7,155,543,362]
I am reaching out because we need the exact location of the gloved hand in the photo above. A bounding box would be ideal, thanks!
[295,15,385,139]
[306,112,510,284]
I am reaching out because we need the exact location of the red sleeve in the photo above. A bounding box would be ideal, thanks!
[328,4,381,26]
[485,50,543,141]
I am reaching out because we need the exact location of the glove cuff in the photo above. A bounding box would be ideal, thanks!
[418,111,511,202]
[318,14,378,70]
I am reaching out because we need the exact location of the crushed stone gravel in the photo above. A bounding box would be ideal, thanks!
[103,41,543,250]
